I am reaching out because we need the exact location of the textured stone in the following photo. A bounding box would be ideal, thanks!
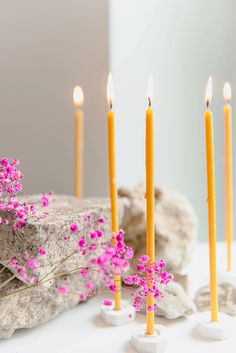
[195,282,236,316]
[139,281,196,319]
[156,282,196,319]
[0,195,111,284]
[119,184,198,278]
[0,265,91,339]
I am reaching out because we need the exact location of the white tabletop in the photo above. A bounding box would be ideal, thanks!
[1,242,236,353]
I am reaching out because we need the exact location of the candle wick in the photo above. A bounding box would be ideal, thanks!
[148,97,151,108]
[206,100,209,109]
[109,99,113,110]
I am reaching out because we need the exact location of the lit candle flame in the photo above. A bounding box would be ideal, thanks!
[107,72,114,109]
[147,75,154,107]
[223,82,232,101]
[205,76,213,107]
[73,86,84,107]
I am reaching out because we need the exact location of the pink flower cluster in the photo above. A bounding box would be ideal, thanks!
[76,228,134,294]
[9,246,48,283]
[57,221,134,300]
[59,217,172,316]
[94,230,134,277]
[124,256,173,312]
[0,157,51,230]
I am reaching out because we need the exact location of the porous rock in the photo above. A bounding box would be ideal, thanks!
[195,282,236,316]
[0,265,91,338]
[0,195,111,284]
[119,184,198,282]
[157,282,196,319]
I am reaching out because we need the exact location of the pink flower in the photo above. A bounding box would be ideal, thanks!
[109,284,116,293]
[158,260,166,269]
[41,195,49,207]
[80,293,87,302]
[137,264,145,272]
[125,247,134,259]
[140,255,150,263]
[103,300,113,306]
[10,258,18,267]
[86,281,95,292]
[0,157,9,167]
[105,247,116,256]
[38,247,47,255]
[78,236,87,249]
[30,204,36,213]
[84,214,92,221]
[12,158,20,166]
[80,268,89,277]
[96,230,104,238]
[90,230,98,240]
[16,265,26,274]
[116,232,124,242]
[97,253,110,266]
[15,183,22,192]
[97,217,106,224]
[27,259,37,270]
[70,223,78,233]
[117,242,124,251]
[7,187,15,194]
[57,285,69,296]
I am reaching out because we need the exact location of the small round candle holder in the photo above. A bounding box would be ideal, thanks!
[196,311,232,340]
[131,324,167,353]
[100,300,135,326]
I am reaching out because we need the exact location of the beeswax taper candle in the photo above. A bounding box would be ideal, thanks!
[204,76,218,322]
[146,75,155,335]
[223,82,233,272]
[73,86,84,198]
[107,73,121,310]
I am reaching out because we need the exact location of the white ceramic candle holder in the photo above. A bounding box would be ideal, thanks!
[131,324,167,353]
[100,300,135,326]
[196,311,232,340]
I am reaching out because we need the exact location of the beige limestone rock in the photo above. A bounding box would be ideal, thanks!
[195,282,236,315]
[156,282,196,319]
[119,184,198,279]
[0,265,92,339]
[0,196,112,338]
[0,195,111,284]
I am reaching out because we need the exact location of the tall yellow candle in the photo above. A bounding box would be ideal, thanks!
[204,76,218,322]
[73,86,84,198]
[146,75,155,335]
[223,82,233,272]
[107,73,121,310]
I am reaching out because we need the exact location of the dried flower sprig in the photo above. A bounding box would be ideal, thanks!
[123,256,173,312]
[0,156,52,230]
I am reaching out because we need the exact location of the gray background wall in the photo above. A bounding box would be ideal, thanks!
[0,0,235,241]
[0,0,109,197]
